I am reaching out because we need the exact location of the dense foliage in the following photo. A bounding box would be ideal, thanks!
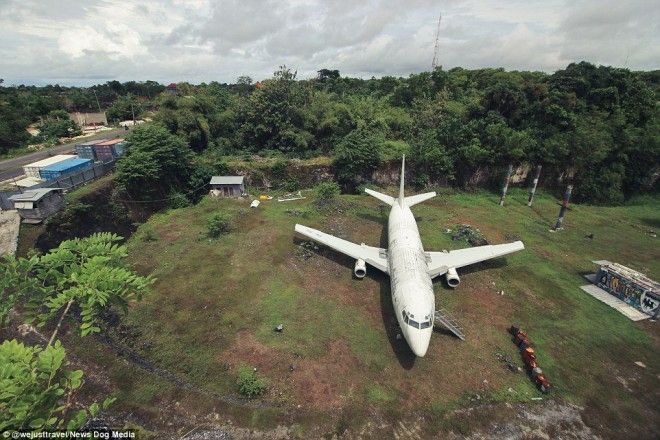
[144,63,658,203]
[0,340,113,431]
[2,62,658,203]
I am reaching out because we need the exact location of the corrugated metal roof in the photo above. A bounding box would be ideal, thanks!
[24,155,76,168]
[9,188,62,202]
[13,177,44,188]
[210,176,244,185]
[41,158,92,172]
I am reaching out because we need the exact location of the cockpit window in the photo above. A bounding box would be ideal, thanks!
[402,309,427,329]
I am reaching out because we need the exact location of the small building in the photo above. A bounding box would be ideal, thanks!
[165,83,179,95]
[9,188,65,223]
[23,155,77,178]
[209,176,246,197]
[69,112,108,127]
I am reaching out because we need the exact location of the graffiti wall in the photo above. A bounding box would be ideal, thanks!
[596,268,660,318]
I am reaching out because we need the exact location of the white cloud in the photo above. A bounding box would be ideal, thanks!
[0,0,657,85]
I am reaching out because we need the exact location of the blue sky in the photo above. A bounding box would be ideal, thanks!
[1,0,658,86]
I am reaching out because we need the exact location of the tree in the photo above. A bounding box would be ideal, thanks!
[237,66,313,154]
[116,124,194,202]
[3,233,153,344]
[0,340,114,431]
[37,110,81,140]
[333,127,384,187]
[317,69,340,81]
[0,256,38,327]
[106,94,142,122]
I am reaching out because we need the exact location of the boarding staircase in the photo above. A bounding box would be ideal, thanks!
[434,309,465,341]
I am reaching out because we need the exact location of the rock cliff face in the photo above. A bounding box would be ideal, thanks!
[229,158,555,191]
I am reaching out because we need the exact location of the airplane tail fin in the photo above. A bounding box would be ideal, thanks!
[398,155,406,207]
[365,155,436,207]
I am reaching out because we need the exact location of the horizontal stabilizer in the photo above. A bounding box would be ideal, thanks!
[365,188,395,206]
[405,192,436,207]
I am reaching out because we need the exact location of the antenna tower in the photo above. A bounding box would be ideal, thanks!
[431,14,442,70]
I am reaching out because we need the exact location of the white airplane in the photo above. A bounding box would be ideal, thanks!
[294,156,524,357]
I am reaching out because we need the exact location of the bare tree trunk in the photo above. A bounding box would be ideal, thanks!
[48,299,74,347]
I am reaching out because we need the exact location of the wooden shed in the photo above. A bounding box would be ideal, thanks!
[209,176,246,197]
[9,188,65,223]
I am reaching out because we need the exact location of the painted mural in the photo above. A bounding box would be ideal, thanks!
[597,269,660,318]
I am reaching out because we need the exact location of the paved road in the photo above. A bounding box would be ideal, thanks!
[0,127,130,182]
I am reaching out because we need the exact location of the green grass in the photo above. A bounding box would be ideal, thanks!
[61,187,659,436]
[64,173,115,202]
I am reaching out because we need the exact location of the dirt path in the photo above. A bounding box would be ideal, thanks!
[0,209,20,256]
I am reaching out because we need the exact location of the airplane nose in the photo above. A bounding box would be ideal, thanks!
[409,331,431,357]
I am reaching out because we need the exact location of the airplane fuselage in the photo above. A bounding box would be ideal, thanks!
[387,202,435,356]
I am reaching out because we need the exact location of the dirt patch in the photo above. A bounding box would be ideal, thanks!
[449,400,597,440]
[217,331,361,410]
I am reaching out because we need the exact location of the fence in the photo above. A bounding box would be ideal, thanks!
[0,159,116,210]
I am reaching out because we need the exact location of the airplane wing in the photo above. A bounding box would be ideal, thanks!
[294,224,389,273]
[426,241,524,278]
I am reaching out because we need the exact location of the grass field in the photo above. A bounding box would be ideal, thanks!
[64,187,660,438]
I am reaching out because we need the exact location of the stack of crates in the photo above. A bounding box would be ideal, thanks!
[94,138,125,162]
[39,158,93,180]
[112,140,127,157]
[75,139,106,160]
[23,155,76,178]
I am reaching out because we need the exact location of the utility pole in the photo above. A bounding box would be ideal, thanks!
[431,14,442,70]
[92,89,102,113]
[527,165,542,207]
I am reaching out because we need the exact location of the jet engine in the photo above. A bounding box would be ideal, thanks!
[446,267,460,288]
[354,259,367,278]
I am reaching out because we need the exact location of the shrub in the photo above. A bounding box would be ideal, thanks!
[314,181,340,203]
[207,213,232,238]
[139,224,158,242]
[282,178,300,192]
[169,192,191,209]
[236,366,267,397]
